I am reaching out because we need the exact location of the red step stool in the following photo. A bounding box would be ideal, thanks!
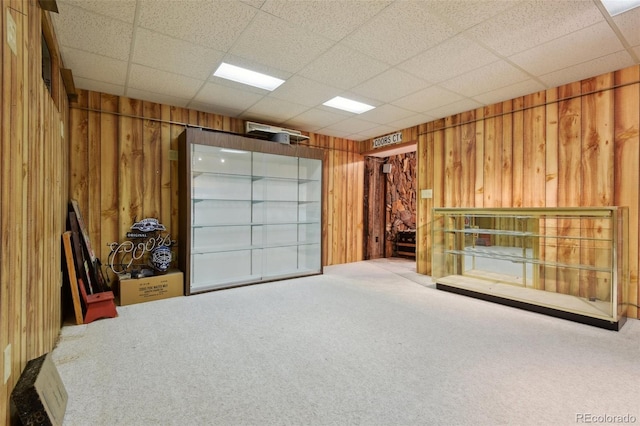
[78,278,118,324]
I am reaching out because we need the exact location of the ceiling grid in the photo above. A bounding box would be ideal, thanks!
[51,0,640,141]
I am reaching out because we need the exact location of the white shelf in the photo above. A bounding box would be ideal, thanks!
[192,221,321,228]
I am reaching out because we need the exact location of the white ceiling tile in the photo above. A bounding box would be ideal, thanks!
[510,21,625,77]
[344,1,457,65]
[57,0,137,23]
[260,0,390,41]
[613,7,640,47]
[425,99,483,120]
[61,47,127,85]
[312,126,351,139]
[440,60,531,97]
[126,88,190,108]
[241,0,265,7]
[128,64,204,99]
[325,117,379,134]
[472,79,546,106]
[132,28,225,80]
[466,0,604,56]
[539,51,635,88]
[351,69,430,104]
[285,108,350,131]
[299,44,389,90]
[137,0,257,50]
[279,119,317,133]
[73,77,125,97]
[358,104,414,126]
[427,0,518,31]
[194,82,264,112]
[399,34,501,84]
[52,3,133,60]
[389,113,436,130]
[352,125,397,141]
[392,86,465,113]
[242,97,310,124]
[188,101,245,118]
[229,11,334,73]
[268,76,340,108]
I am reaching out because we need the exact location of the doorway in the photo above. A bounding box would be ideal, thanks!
[363,144,417,260]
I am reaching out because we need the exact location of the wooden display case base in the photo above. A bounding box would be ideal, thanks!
[436,277,626,331]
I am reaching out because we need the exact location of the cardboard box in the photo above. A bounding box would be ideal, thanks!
[10,353,68,426]
[117,270,183,306]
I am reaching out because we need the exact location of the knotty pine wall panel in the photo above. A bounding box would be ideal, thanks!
[99,94,120,256]
[501,100,515,208]
[460,111,477,208]
[614,67,640,319]
[68,91,364,283]
[483,105,502,208]
[523,92,547,208]
[403,65,640,319]
[473,110,485,208]
[511,98,525,208]
[308,133,364,265]
[1,2,69,423]
[581,75,616,301]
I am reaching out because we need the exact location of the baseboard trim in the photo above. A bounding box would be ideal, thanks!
[436,282,626,331]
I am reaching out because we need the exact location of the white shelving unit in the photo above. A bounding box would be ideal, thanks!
[179,128,323,294]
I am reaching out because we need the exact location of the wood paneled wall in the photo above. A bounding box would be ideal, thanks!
[312,134,364,266]
[1,2,69,422]
[68,91,364,284]
[410,65,640,319]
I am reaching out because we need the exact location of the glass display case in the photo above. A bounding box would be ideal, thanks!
[432,207,629,330]
[179,128,323,294]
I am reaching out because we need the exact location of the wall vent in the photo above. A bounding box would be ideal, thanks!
[245,121,309,144]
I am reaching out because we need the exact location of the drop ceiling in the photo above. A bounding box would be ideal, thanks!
[51,0,640,142]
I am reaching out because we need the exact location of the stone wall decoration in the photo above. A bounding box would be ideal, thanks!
[385,152,417,256]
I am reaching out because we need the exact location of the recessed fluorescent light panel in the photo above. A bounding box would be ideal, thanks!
[601,0,640,16]
[213,63,284,91]
[323,96,375,114]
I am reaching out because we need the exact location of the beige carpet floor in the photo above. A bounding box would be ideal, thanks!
[52,258,640,426]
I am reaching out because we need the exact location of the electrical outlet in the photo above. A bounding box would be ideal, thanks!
[421,189,433,199]
[7,11,17,55]
[4,344,11,384]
